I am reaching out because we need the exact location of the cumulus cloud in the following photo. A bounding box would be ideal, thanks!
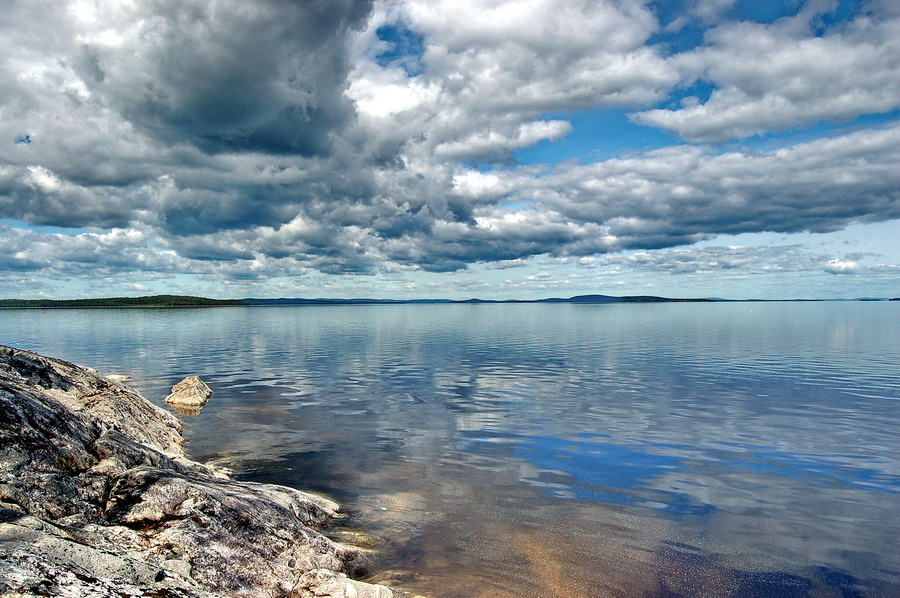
[350,0,676,162]
[824,258,859,274]
[434,120,573,162]
[72,0,372,155]
[0,223,179,277]
[632,3,900,141]
[1,0,899,297]
[1,0,376,234]
[518,125,900,245]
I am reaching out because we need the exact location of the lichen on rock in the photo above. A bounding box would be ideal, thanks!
[0,345,394,598]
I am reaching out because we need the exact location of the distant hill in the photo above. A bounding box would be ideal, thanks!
[0,295,249,308]
[537,294,714,303]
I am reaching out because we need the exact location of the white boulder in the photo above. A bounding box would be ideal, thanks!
[165,375,212,408]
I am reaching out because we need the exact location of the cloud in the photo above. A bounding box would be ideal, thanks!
[602,244,810,275]
[1,0,898,297]
[1,0,377,235]
[434,120,573,162]
[824,258,859,274]
[690,0,737,25]
[632,4,900,141]
[1,165,138,228]
[72,0,373,156]
[0,223,179,277]
[526,124,900,242]
[490,258,530,270]
[350,0,676,162]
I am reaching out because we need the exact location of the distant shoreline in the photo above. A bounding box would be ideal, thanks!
[0,294,897,308]
[0,295,248,308]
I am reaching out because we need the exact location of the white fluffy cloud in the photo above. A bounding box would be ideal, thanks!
[633,3,900,141]
[1,0,899,298]
[350,0,676,163]
[824,258,859,274]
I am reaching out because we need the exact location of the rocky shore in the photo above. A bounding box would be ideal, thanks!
[0,345,394,598]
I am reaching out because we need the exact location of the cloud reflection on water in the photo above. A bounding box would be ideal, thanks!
[2,302,898,596]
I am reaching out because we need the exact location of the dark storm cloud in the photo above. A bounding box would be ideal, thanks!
[0,226,43,272]
[0,166,136,229]
[75,0,373,156]
[1,0,376,236]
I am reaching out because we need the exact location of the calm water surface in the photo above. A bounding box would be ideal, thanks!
[2,302,898,597]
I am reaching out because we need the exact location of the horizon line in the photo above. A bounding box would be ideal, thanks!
[1,293,898,307]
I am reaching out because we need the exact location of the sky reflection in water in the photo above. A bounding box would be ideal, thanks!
[2,302,898,597]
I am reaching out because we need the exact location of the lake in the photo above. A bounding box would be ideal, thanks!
[2,302,898,597]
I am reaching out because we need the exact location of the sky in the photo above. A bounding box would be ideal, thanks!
[1,0,899,300]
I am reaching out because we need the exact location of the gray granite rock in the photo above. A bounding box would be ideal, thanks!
[0,345,393,598]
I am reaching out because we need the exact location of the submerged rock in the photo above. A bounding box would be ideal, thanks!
[0,345,393,598]
[165,375,212,409]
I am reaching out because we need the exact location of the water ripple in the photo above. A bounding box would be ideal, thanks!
[2,302,898,597]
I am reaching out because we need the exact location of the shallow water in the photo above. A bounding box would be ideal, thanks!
[3,302,899,597]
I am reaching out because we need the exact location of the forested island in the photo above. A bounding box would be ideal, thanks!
[0,295,250,308]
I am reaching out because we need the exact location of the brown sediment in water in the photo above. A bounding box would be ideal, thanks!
[360,473,757,598]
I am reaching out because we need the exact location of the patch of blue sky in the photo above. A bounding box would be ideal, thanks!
[0,218,93,236]
[513,108,682,166]
[496,199,534,212]
[731,0,799,24]
[649,0,864,52]
[815,0,866,31]
[647,0,798,53]
[731,0,865,28]
[647,24,705,56]
[375,23,425,77]
[662,80,716,109]
[513,435,717,516]
[822,0,865,26]
[646,0,706,55]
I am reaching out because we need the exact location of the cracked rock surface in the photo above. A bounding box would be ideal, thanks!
[0,345,393,598]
